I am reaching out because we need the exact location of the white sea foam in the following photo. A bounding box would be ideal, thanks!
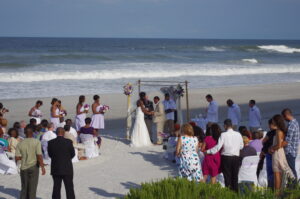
[242,59,258,64]
[258,45,300,53]
[1,63,300,83]
[203,46,225,52]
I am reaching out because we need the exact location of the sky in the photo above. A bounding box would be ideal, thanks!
[0,0,300,39]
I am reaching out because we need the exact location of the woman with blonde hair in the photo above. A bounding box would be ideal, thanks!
[176,123,203,182]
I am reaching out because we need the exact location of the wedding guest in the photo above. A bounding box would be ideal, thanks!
[17,121,27,138]
[80,118,100,157]
[0,128,17,175]
[42,123,57,164]
[91,95,105,135]
[193,125,205,145]
[205,119,243,192]
[205,94,218,123]
[75,95,88,131]
[15,127,46,199]
[238,126,252,140]
[282,108,300,179]
[165,124,180,162]
[163,93,176,134]
[248,100,261,133]
[269,114,295,193]
[0,102,9,115]
[261,119,276,188]
[176,124,203,182]
[65,119,78,140]
[227,99,241,130]
[239,136,257,165]
[201,123,221,184]
[58,100,67,125]
[7,128,21,157]
[50,98,61,130]
[28,100,43,125]
[153,96,165,144]
[249,130,263,153]
[48,127,75,199]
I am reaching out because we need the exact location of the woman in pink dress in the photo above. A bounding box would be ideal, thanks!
[201,123,222,184]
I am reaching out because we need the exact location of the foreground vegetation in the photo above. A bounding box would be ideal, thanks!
[123,178,300,199]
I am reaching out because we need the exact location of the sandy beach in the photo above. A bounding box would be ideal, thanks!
[1,82,300,199]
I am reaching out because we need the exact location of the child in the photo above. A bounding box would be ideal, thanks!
[7,128,21,158]
[164,124,180,163]
[201,123,221,184]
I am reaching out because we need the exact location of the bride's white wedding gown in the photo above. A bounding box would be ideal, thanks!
[131,107,153,147]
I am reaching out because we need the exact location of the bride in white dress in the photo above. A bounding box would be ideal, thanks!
[131,100,153,147]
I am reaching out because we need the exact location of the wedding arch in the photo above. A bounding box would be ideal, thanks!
[124,80,190,139]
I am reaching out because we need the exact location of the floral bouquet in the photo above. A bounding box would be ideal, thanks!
[123,83,133,96]
[33,111,42,118]
[174,84,184,97]
[60,110,67,117]
[100,105,110,113]
[84,104,90,111]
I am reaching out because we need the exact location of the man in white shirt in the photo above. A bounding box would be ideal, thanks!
[162,93,176,134]
[205,94,218,123]
[205,119,243,192]
[227,99,241,130]
[248,100,261,133]
[65,119,78,139]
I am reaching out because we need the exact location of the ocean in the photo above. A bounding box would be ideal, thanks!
[0,37,300,99]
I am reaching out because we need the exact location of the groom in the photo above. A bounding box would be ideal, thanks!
[138,92,154,142]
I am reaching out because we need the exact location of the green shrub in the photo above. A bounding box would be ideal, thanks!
[123,178,281,199]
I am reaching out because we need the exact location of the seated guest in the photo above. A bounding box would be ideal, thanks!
[240,136,257,165]
[176,124,203,182]
[65,119,78,140]
[0,128,17,175]
[41,123,57,164]
[14,121,26,138]
[40,119,49,133]
[238,126,252,140]
[79,118,99,158]
[249,130,263,153]
[193,125,205,145]
[201,123,221,184]
[7,128,22,158]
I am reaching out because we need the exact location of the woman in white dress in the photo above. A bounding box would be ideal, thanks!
[91,95,105,134]
[75,95,88,131]
[28,100,43,124]
[50,98,61,130]
[131,100,153,147]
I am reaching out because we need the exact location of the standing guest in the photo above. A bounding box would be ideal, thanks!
[36,119,49,141]
[205,119,243,192]
[227,99,241,130]
[153,96,165,145]
[48,127,75,199]
[248,100,261,133]
[65,119,78,140]
[28,100,43,125]
[15,127,46,199]
[201,123,222,184]
[176,124,203,182]
[239,136,257,164]
[91,95,105,135]
[260,119,276,188]
[75,95,88,131]
[269,115,295,193]
[205,94,218,124]
[50,98,61,130]
[249,130,263,153]
[15,121,27,138]
[163,93,176,134]
[282,108,300,179]
[7,128,21,157]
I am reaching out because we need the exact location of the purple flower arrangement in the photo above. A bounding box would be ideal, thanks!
[100,105,110,113]
[123,83,133,96]
[174,84,184,97]
[84,104,90,111]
